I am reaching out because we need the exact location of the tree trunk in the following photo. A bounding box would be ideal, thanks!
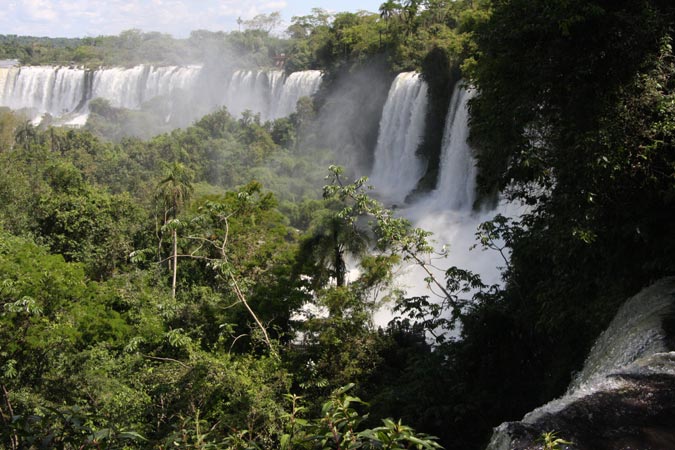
[172,228,177,299]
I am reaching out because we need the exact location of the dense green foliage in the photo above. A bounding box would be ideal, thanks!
[1,0,675,449]
[467,0,675,391]
[0,104,446,448]
[0,26,287,68]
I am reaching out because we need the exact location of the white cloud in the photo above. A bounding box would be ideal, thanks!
[19,0,58,22]
[2,0,298,37]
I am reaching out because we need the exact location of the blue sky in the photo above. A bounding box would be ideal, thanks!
[1,0,385,38]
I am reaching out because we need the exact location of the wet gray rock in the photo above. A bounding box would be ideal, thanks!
[487,278,675,450]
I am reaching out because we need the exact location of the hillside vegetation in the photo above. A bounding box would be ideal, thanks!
[1,1,674,449]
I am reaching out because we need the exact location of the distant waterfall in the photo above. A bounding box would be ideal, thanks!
[0,64,201,125]
[224,70,283,121]
[92,65,201,109]
[272,70,323,119]
[1,65,321,126]
[0,66,89,122]
[369,72,428,205]
[224,69,322,121]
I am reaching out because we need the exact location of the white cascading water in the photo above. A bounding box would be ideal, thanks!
[371,79,522,327]
[1,65,322,126]
[224,69,322,122]
[369,72,428,205]
[224,70,283,121]
[271,70,323,120]
[91,65,201,109]
[0,64,201,125]
[0,66,89,124]
[519,277,675,424]
[432,86,477,211]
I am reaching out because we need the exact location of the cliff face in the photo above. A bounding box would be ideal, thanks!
[487,278,675,450]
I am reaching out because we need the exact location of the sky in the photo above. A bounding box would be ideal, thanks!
[1,0,385,38]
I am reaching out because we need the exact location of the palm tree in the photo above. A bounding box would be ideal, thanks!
[379,0,402,30]
[156,162,194,298]
[299,209,369,290]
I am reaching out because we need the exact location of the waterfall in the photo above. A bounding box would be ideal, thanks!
[372,79,522,327]
[486,278,675,450]
[0,66,88,122]
[517,277,675,425]
[369,72,428,205]
[271,70,323,119]
[143,65,201,100]
[91,65,149,109]
[1,65,320,127]
[224,69,322,122]
[91,65,201,110]
[434,85,477,211]
[0,64,201,125]
[224,70,282,121]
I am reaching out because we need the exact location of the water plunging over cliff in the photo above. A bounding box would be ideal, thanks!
[0,64,201,125]
[369,72,428,205]
[91,65,200,110]
[0,65,322,127]
[370,79,519,326]
[223,69,322,122]
[271,70,323,120]
[0,66,89,123]
[432,86,477,211]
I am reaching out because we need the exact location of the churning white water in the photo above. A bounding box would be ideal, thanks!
[369,72,428,205]
[370,79,522,328]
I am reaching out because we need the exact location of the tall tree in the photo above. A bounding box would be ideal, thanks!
[156,161,194,298]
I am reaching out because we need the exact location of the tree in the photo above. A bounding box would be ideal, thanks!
[156,161,194,298]
[243,12,282,34]
[379,1,402,25]
[298,207,370,289]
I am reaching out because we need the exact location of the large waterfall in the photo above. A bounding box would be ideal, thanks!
[91,65,201,109]
[433,86,477,211]
[369,72,428,205]
[370,78,520,326]
[271,70,323,120]
[0,65,322,126]
[0,66,90,124]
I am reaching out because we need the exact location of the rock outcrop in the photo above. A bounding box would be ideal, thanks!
[487,278,675,450]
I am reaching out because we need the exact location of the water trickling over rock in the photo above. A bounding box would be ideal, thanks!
[486,278,675,450]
